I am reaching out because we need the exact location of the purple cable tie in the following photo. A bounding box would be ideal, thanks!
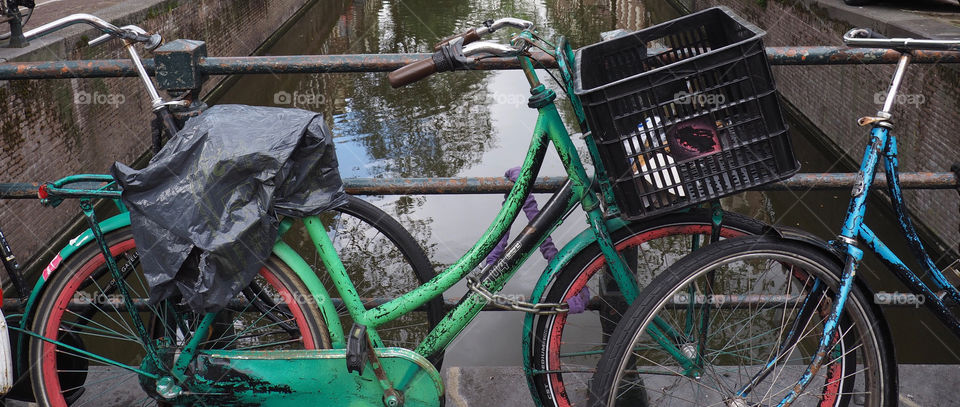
[566,286,591,314]
[484,167,559,265]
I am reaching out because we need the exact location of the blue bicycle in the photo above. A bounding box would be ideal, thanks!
[588,29,960,406]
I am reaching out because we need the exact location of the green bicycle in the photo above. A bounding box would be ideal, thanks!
[10,13,788,407]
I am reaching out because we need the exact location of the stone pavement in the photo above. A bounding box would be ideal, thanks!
[5,365,957,406]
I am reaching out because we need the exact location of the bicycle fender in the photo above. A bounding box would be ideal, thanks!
[271,241,345,348]
[22,212,131,328]
[521,217,628,407]
[762,224,845,261]
[12,213,131,386]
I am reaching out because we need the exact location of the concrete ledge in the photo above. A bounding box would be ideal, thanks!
[441,365,959,407]
[802,0,960,39]
[0,0,178,63]
[4,364,956,405]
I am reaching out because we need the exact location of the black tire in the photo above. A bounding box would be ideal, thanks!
[530,209,768,407]
[29,227,329,407]
[589,236,895,407]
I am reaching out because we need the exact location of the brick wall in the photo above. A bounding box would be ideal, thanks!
[699,0,959,256]
[0,0,312,273]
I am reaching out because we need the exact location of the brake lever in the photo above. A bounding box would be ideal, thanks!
[477,17,534,35]
[88,25,162,51]
[462,41,523,58]
[433,17,535,51]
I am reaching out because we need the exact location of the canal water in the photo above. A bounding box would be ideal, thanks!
[212,0,960,365]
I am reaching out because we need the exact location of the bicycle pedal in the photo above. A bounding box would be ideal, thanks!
[943,259,960,288]
[346,323,369,375]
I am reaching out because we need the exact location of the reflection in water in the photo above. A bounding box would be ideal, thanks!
[280,209,435,348]
[211,0,956,365]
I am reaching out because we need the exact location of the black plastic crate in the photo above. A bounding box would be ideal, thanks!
[575,6,799,220]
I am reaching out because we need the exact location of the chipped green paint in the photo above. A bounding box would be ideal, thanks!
[410,125,550,358]
[185,348,442,406]
[305,215,384,347]
[271,239,345,347]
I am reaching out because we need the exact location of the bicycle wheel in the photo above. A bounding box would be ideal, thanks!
[589,235,894,406]
[29,227,328,407]
[29,195,441,406]
[531,209,767,406]
[281,195,444,359]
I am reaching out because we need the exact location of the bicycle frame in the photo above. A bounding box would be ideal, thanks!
[271,32,643,359]
[6,24,727,405]
[628,50,960,406]
[2,29,648,402]
[746,52,960,405]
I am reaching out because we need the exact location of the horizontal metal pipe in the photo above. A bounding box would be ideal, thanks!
[764,46,960,65]
[0,296,502,312]
[343,176,568,195]
[763,172,958,190]
[199,50,556,75]
[1,291,936,312]
[0,173,954,199]
[0,182,40,199]
[0,51,554,79]
[1,47,958,80]
[345,173,958,194]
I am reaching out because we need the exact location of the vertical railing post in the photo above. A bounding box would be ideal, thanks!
[154,39,209,121]
[3,1,29,48]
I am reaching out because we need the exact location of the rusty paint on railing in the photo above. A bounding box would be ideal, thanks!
[764,47,960,65]
[1,47,959,80]
[343,173,959,194]
[1,173,955,199]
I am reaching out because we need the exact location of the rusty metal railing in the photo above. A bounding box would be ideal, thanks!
[0,173,956,199]
[0,43,958,196]
[0,46,959,81]
[1,291,943,313]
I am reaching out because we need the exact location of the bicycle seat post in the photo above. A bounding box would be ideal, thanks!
[877,53,912,123]
[123,41,164,111]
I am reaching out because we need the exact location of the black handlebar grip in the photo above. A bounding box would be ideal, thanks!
[388,57,438,88]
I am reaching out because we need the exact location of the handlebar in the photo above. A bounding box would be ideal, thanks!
[18,13,167,111]
[843,28,960,51]
[21,13,161,47]
[389,18,532,88]
[388,57,439,88]
[432,17,534,51]
[388,40,522,88]
[89,25,162,50]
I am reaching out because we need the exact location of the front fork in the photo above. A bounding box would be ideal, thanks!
[754,127,886,406]
[737,52,913,406]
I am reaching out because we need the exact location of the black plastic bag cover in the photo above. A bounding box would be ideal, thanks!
[112,105,347,312]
